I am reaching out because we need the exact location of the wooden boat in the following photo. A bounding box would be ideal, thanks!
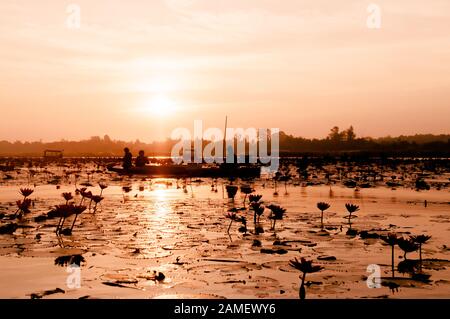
[107,163,261,178]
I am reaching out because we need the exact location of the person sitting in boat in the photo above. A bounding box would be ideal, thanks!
[123,148,133,170]
[135,150,149,167]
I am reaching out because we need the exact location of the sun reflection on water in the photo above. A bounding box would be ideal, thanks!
[153,188,170,218]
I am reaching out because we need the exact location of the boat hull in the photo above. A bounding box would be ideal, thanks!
[107,164,260,178]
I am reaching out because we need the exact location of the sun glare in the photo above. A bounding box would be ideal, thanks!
[147,94,177,117]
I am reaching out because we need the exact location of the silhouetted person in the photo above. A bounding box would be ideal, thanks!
[123,148,133,170]
[135,150,149,167]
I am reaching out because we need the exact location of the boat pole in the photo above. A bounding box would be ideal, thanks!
[222,115,227,199]
[223,115,227,162]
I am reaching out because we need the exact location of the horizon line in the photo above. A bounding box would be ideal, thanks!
[1,131,450,145]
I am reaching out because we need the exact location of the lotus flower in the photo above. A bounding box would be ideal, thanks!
[249,194,262,203]
[397,237,419,260]
[226,185,238,201]
[19,188,34,199]
[78,187,88,204]
[381,233,398,277]
[78,187,87,193]
[267,204,286,231]
[344,203,360,232]
[410,234,431,269]
[90,195,104,213]
[91,195,103,203]
[16,198,32,216]
[278,174,291,194]
[54,202,87,234]
[54,204,76,234]
[80,189,93,209]
[273,176,279,196]
[345,203,360,215]
[250,201,265,225]
[62,192,73,204]
[82,190,93,199]
[240,185,254,206]
[54,254,85,267]
[69,205,87,233]
[99,183,108,196]
[238,216,248,234]
[316,202,330,229]
[289,257,323,300]
[226,209,240,233]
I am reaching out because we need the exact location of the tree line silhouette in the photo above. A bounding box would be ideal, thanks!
[0,127,449,157]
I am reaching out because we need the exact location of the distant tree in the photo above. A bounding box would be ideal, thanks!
[328,126,343,142]
[103,135,112,143]
[344,126,356,142]
[0,131,449,156]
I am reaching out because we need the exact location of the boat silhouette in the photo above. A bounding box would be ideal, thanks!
[107,162,261,178]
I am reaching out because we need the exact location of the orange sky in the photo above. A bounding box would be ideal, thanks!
[1,0,449,142]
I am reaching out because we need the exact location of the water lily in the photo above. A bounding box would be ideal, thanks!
[250,201,265,225]
[238,216,248,234]
[226,209,240,233]
[61,192,73,204]
[289,257,323,300]
[381,233,398,277]
[410,234,431,269]
[344,203,360,233]
[19,188,34,199]
[90,195,104,213]
[16,198,32,217]
[240,185,254,207]
[316,202,330,229]
[248,194,262,203]
[69,205,87,233]
[273,176,279,196]
[226,185,238,201]
[99,182,108,196]
[82,189,93,209]
[278,173,291,194]
[267,204,286,231]
[78,187,88,205]
[397,237,419,260]
[345,203,360,215]
[54,204,76,234]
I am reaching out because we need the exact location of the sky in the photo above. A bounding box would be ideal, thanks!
[0,0,449,142]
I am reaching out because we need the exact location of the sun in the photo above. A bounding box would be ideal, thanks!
[147,94,177,117]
